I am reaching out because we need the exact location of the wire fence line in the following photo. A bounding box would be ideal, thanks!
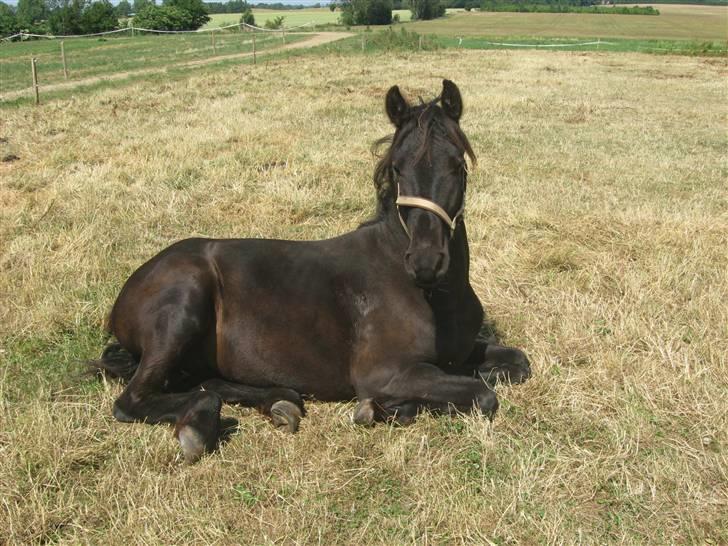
[1,24,321,104]
[472,39,614,48]
[0,22,314,42]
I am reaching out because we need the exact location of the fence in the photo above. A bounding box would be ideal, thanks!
[0,22,314,42]
[1,22,317,104]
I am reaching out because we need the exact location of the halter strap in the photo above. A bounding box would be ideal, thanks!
[395,184,464,239]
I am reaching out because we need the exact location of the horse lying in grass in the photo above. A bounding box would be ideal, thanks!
[91,80,531,463]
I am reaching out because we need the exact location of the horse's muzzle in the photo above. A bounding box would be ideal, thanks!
[404,250,449,288]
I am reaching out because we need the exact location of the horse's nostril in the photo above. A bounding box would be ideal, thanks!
[416,268,436,285]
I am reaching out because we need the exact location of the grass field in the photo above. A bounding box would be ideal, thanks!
[1,42,726,543]
[2,4,725,99]
[0,32,310,96]
[405,4,728,41]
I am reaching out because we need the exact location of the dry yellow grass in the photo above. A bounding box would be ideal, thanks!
[1,48,727,543]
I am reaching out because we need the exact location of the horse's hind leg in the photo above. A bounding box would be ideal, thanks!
[112,308,222,463]
[113,351,223,463]
[196,378,305,433]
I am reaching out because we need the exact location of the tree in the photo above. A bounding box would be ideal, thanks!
[116,0,132,17]
[366,0,393,24]
[133,4,195,30]
[163,0,209,28]
[16,0,47,29]
[410,0,444,19]
[47,0,84,35]
[239,4,254,26]
[0,1,19,36]
[133,0,155,14]
[339,0,392,25]
[80,0,118,33]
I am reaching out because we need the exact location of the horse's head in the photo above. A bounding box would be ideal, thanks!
[379,80,476,288]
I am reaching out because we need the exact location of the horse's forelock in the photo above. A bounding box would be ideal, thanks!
[372,103,476,195]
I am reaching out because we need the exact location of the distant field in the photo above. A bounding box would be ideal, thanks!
[205,5,727,41]
[205,8,429,28]
[205,8,342,28]
[405,4,728,41]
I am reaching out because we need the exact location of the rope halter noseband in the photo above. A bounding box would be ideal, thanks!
[395,183,465,240]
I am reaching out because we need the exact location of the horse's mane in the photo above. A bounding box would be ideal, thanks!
[360,98,477,228]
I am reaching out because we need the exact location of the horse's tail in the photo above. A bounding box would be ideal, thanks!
[87,342,139,383]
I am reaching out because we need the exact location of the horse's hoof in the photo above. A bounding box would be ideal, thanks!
[476,390,499,420]
[353,398,375,426]
[479,347,532,386]
[177,425,207,464]
[270,400,302,433]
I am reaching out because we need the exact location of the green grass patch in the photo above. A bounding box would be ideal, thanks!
[436,34,728,55]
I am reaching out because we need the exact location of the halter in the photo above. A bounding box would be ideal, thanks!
[395,182,465,240]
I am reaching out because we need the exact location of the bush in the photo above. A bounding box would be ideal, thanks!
[0,1,19,37]
[339,0,393,25]
[366,26,439,50]
[47,0,84,35]
[80,0,118,34]
[264,15,285,29]
[239,6,255,26]
[133,4,197,30]
[411,0,445,20]
[163,0,210,29]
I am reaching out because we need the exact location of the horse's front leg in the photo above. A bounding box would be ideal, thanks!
[464,340,532,386]
[353,362,498,426]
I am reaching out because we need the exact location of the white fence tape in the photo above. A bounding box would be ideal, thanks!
[1,22,313,41]
[476,39,614,48]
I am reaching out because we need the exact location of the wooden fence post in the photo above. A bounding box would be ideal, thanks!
[60,41,68,80]
[361,35,365,51]
[252,32,256,65]
[419,35,423,51]
[31,57,39,105]
[212,29,216,55]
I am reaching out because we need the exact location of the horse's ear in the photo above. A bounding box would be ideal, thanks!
[441,79,463,122]
[385,85,409,128]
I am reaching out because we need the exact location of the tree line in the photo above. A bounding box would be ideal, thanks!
[0,0,211,36]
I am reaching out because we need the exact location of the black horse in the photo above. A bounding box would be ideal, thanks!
[91,80,531,463]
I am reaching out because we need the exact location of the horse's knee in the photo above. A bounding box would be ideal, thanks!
[112,387,147,423]
[112,397,136,423]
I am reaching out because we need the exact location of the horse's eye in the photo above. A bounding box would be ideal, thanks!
[392,165,401,177]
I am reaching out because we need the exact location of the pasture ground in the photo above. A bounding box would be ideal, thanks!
[1,45,727,544]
